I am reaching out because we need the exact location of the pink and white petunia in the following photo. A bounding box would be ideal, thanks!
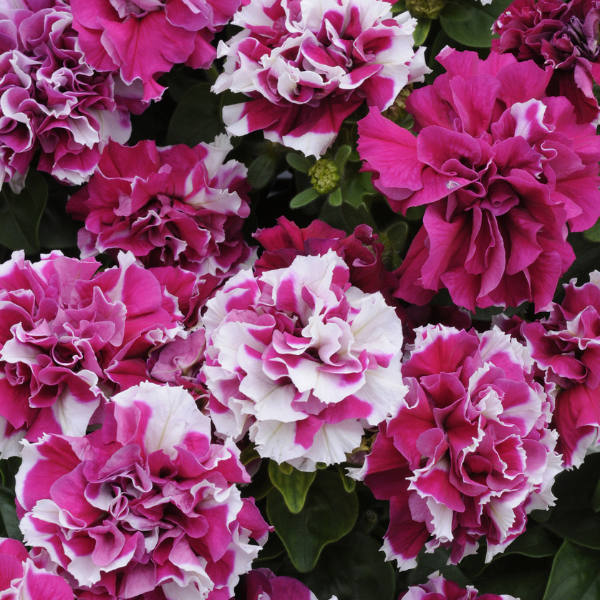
[523,272,600,467]
[0,0,131,186]
[400,572,517,600]
[201,249,408,471]
[213,0,429,157]
[358,47,600,312]
[16,382,270,600]
[70,0,242,104]
[353,324,562,569]
[0,538,73,600]
[68,134,255,280]
[0,250,186,457]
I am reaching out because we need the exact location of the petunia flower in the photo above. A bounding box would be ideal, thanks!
[0,250,186,457]
[201,249,408,471]
[523,271,600,467]
[0,0,130,186]
[358,47,600,312]
[70,0,242,103]
[493,0,600,124]
[213,0,429,157]
[16,382,270,600]
[353,324,562,568]
[68,135,255,281]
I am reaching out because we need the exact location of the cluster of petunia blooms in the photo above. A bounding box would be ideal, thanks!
[1,0,600,598]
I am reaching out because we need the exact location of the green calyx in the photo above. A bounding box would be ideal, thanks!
[309,159,341,195]
[406,0,446,19]
[383,86,412,123]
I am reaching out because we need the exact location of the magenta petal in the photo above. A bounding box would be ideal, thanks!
[358,108,424,206]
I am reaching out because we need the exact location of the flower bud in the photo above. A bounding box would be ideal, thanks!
[383,86,413,123]
[406,0,446,19]
[309,158,341,194]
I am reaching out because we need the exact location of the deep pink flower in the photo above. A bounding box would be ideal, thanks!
[0,538,73,600]
[354,324,561,569]
[212,0,429,157]
[492,0,600,124]
[68,135,255,281]
[16,382,270,600]
[202,250,407,470]
[0,250,185,457]
[0,0,131,186]
[523,272,600,467]
[70,0,241,103]
[399,573,516,600]
[358,47,600,312]
[253,216,398,298]
[240,569,325,600]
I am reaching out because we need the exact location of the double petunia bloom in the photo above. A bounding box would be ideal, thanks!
[16,383,270,600]
[213,0,429,157]
[0,0,131,187]
[202,250,407,471]
[354,324,562,569]
[0,250,187,457]
[358,47,600,312]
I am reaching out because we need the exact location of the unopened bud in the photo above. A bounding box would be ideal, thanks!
[383,86,413,123]
[406,0,446,19]
[309,159,341,195]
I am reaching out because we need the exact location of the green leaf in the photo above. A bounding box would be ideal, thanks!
[287,532,395,600]
[405,205,426,221]
[0,486,21,541]
[0,171,47,254]
[336,465,356,493]
[0,458,21,490]
[584,217,600,243]
[286,153,314,173]
[440,8,495,47]
[544,541,600,600]
[279,461,294,475]
[290,188,320,209]
[328,188,343,207]
[269,461,317,514]
[320,200,378,234]
[161,68,204,104]
[334,145,352,172]
[474,554,552,600]
[542,453,600,549]
[593,477,600,513]
[413,18,432,45]
[267,469,358,572]
[167,83,224,147]
[503,525,560,558]
[440,1,471,20]
[240,444,260,466]
[384,221,409,252]
[340,172,375,209]
[252,532,287,566]
[240,459,273,501]
[248,152,279,190]
[440,0,510,48]
[38,203,79,250]
[379,221,409,270]
[407,546,471,588]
